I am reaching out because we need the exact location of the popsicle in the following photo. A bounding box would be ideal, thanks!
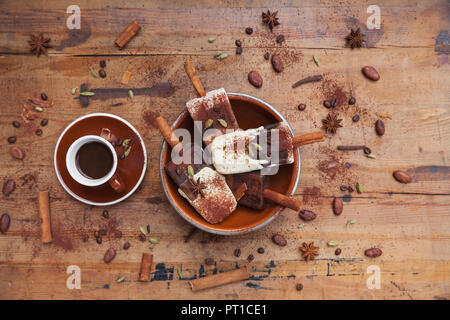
[157,116,240,224]
[210,122,324,175]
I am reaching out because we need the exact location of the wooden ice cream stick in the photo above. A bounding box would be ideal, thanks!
[189,267,249,291]
[292,131,325,147]
[184,60,206,97]
[263,189,302,211]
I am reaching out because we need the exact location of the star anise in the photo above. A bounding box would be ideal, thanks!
[262,10,280,31]
[189,177,206,198]
[322,113,343,134]
[345,28,365,49]
[28,34,52,57]
[299,242,320,262]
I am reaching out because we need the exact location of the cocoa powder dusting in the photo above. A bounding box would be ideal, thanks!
[302,186,322,206]
[142,109,160,129]
[317,146,356,187]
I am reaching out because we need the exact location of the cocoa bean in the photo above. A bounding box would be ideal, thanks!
[332,197,343,215]
[10,146,25,160]
[364,248,382,258]
[104,248,116,264]
[2,179,16,197]
[375,119,385,136]
[0,213,10,234]
[271,54,283,72]
[272,234,287,246]
[362,66,380,81]
[248,71,263,88]
[298,210,317,221]
[393,170,412,183]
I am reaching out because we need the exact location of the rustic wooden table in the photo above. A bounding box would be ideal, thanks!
[0,0,448,300]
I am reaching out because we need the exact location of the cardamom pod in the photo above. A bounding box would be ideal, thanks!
[80,91,95,96]
[327,241,339,247]
[205,119,213,128]
[218,119,227,127]
[149,237,158,244]
[128,90,134,99]
[208,37,216,43]
[356,182,363,193]
[71,87,77,95]
[187,165,194,178]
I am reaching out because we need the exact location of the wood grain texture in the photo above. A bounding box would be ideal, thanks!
[0,0,449,300]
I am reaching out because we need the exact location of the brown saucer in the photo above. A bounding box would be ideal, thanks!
[54,113,147,206]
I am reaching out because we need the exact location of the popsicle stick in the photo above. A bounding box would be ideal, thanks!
[184,60,206,97]
[189,267,249,292]
[233,183,248,201]
[156,116,180,149]
[292,131,325,147]
[263,189,302,211]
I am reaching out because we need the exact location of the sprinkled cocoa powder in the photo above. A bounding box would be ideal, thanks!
[302,186,322,206]
[321,79,347,110]
[142,109,160,129]
[317,146,356,186]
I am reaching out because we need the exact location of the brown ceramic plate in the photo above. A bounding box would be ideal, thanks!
[54,113,147,206]
[160,93,301,235]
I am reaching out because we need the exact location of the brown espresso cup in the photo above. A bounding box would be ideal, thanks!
[65,135,125,193]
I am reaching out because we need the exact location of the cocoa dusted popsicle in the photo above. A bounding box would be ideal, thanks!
[157,116,239,224]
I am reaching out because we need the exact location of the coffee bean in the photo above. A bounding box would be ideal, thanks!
[205,258,215,265]
[10,146,25,160]
[296,283,303,291]
[115,139,123,147]
[348,186,354,193]
[276,34,285,44]
[364,248,382,258]
[340,185,348,191]
[264,52,270,60]
[123,241,130,250]
[0,213,10,234]
[298,209,317,221]
[96,236,102,244]
[100,60,106,68]
[235,40,242,47]
[99,228,107,236]
[349,97,356,105]
[362,66,380,81]
[2,180,16,197]
[119,153,125,160]
[272,234,287,246]
[271,54,283,73]
[115,230,123,238]
[352,114,360,122]
[7,136,16,144]
[345,162,352,169]
[82,234,89,242]
[393,170,412,184]
[247,254,254,262]
[146,224,151,233]
[245,27,253,35]
[12,121,21,128]
[234,248,241,257]
[332,197,343,215]
[235,46,243,55]
[35,129,43,136]
[335,248,342,256]
[297,103,306,111]
[375,119,385,136]
[248,71,263,88]
[41,93,48,101]
[138,233,146,242]
[364,147,371,155]
[40,119,48,126]
[104,248,116,264]
[102,210,109,219]
[323,101,331,108]
[257,247,265,254]
[99,69,106,78]
[331,98,338,107]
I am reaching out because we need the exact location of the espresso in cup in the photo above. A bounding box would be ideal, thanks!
[76,141,114,179]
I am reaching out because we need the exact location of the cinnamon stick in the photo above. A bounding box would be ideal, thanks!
[115,21,141,49]
[184,60,206,97]
[292,131,325,147]
[38,191,52,243]
[138,253,153,281]
[189,267,249,291]
[263,189,302,211]
[292,75,323,88]
[156,116,180,149]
